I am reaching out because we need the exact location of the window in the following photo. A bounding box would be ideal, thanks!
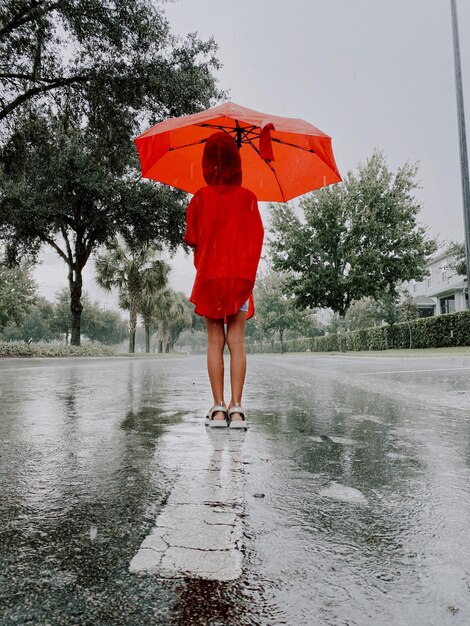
[440,295,455,314]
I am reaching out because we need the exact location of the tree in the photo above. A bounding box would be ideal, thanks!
[97,310,128,347]
[154,290,192,353]
[375,291,401,327]
[3,296,61,342]
[0,259,36,332]
[327,313,342,335]
[0,2,222,344]
[96,238,168,353]
[52,288,72,344]
[244,314,264,345]
[81,300,128,346]
[448,241,467,277]
[269,151,437,319]
[255,270,306,352]
[137,285,177,354]
[0,1,221,123]
[344,297,381,331]
[294,309,323,343]
[175,328,207,353]
[398,291,419,322]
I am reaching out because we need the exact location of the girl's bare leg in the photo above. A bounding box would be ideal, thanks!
[226,311,247,420]
[204,317,226,419]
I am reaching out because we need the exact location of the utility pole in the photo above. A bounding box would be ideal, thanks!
[450,0,470,309]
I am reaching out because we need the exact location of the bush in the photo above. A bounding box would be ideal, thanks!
[0,342,116,358]
[313,310,470,351]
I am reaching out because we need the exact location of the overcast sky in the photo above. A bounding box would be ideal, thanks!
[34,0,470,307]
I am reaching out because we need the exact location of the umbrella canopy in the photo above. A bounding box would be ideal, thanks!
[134,101,341,202]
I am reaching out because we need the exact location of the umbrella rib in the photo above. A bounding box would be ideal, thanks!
[167,135,316,157]
[270,137,316,155]
[195,123,317,154]
[247,139,287,203]
[168,138,207,152]
[168,126,261,153]
[195,123,259,143]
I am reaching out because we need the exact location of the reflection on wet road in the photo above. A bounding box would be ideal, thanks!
[1,353,470,625]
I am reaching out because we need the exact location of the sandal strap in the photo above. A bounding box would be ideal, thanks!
[207,405,228,419]
[228,406,246,419]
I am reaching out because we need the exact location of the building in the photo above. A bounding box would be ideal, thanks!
[405,249,468,317]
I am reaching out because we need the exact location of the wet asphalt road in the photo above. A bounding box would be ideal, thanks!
[1,352,470,626]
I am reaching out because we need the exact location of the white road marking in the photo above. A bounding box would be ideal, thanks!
[356,367,470,376]
[129,422,246,581]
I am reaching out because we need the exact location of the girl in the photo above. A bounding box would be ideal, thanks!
[184,132,264,429]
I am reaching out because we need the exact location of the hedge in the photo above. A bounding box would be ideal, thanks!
[313,310,470,352]
[0,342,116,358]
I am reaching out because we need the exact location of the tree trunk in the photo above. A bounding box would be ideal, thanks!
[165,342,170,353]
[145,324,150,353]
[69,267,83,346]
[279,328,285,354]
[338,314,347,352]
[158,340,163,353]
[129,301,138,353]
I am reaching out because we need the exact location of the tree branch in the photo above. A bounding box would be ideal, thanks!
[0,1,60,39]
[0,74,88,121]
[44,236,70,265]
[0,73,77,84]
[60,226,73,262]
[85,236,96,258]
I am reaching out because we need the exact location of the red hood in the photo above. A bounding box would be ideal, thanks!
[202,132,242,189]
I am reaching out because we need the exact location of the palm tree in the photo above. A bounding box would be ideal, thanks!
[95,238,169,353]
[138,287,172,353]
[154,291,192,353]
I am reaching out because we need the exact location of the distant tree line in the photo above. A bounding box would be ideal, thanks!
[0,262,128,345]
[0,249,193,351]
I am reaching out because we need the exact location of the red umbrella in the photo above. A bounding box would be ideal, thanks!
[134,101,341,202]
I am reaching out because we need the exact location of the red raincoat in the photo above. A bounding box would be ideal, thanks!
[184,132,264,320]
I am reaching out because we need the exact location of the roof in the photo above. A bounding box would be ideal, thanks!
[413,296,436,307]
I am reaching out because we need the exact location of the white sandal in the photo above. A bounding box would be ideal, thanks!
[228,406,248,430]
[205,405,228,427]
